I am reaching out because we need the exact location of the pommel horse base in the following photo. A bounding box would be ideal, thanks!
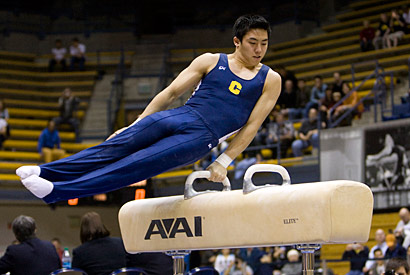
[119,164,374,275]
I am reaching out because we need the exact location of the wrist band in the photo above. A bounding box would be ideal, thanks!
[215,153,233,168]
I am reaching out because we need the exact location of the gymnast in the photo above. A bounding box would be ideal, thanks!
[16,14,281,204]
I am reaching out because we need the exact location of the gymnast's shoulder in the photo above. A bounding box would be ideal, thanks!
[263,68,281,93]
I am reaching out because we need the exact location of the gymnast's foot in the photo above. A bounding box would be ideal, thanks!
[16,165,41,180]
[21,175,53,198]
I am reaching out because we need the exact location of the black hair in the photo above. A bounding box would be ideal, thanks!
[233,14,271,42]
[72,37,79,42]
[55,39,62,43]
[386,258,409,274]
[314,75,323,80]
[12,215,36,243]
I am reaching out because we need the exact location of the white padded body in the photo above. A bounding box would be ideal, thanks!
[119,180,373,253]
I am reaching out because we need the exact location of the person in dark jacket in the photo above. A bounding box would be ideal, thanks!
[0,215,61,275]
[126,252,173,275]
[72,212,127,275]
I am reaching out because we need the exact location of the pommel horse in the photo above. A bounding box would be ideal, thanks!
[119,164,374,275]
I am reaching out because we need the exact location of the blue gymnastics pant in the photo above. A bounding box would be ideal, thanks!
[40,106,219,203]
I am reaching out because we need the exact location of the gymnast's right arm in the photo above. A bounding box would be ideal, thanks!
[106,53,219,139]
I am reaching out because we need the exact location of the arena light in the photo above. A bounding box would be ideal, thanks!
[68,198,78,206]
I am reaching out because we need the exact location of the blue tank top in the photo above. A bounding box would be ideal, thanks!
[185,53,269,141]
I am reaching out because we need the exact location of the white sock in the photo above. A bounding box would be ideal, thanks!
[22,175,53,198]
[16,166,41,180]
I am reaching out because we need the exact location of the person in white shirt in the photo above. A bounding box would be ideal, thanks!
[363,229,388,272]
[395,208,410,249]
[70,37,86,71]
[214,249,236,274]
[48,39,67,72]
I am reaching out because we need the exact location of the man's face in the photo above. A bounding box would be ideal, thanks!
[375,229,386,243]
[308,108,317,122]
[285,80,293,92]
[235,28,268,66]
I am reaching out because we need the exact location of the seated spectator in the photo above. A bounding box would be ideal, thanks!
[0,215,61,274]
[373,13,390,50]
[239,248,264,274]
[38,120,66,163]
[199,249,219,267]
[49,39,67,72]
[395,208,410,249]
[402,5,410,34]
[234,150,262,181]
[332,72,346,94]
[275,65,298,90]
[319,87,336,127]
[342,243,369,275]
[360,20,376,52]
[387,10,406,48]
[51,237,64,263]
[385,257,409,275]
[305,75,327,117]
[0,99,10,149]
[331,82,364,127]
[215,249,236,274]
[70,37,86,71]
[364,229,388,273]
[277,79,297,110]
[385,234,407,260]
[72,212,127,275]
[291,108,320,157]
[266,112,295,158]
[281,249,302,275]
[284,79,311,120]
[369,249,386,275]
[126,252,173,275]
[224,255,254,275]
[54,87,80,141]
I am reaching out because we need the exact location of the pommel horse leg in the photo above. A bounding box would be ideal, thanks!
[297,244,321,275]
[166,250,190,275]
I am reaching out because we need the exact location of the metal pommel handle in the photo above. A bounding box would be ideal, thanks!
[243,164,291,194]
[184,171,231,200]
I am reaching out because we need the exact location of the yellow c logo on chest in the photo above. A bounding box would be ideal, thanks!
[228,81,242,95]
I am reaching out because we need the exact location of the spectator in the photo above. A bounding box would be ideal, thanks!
[285,79,311,120]
[54,87,80,141]
[305,75,327,117]
[331,82,363,127]
[277,79,297,110]
[281,249,302,275]
[0,215,61,274]
[373,13,390,50]
[364,229,389,272]
[403,6,410,25]
[369,249,386,275]
[0,99,10,149]
[387,10,406,48]
[72,212,127,275]
[291,108,320,157]
[215,249,236,274]
[385,234,407,260]
[126,252,173,275]
[332,72,346,95]
[319,87,336,127]
[224,255,254,275]
[199,249,219,267]
[275,65,298,90]
[51,237,64,262]
[239,248,264,274]
[395,208,410,249]
[38,120,66,163]
[385,257,409,275]
[266,112,295,158]
[70,37,86,71]
[49,39,67,72]
[234,150,262,181]
[342,243,369,275]
[360,20,376,52]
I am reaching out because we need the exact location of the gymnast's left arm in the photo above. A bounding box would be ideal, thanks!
[207,69,281,182]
